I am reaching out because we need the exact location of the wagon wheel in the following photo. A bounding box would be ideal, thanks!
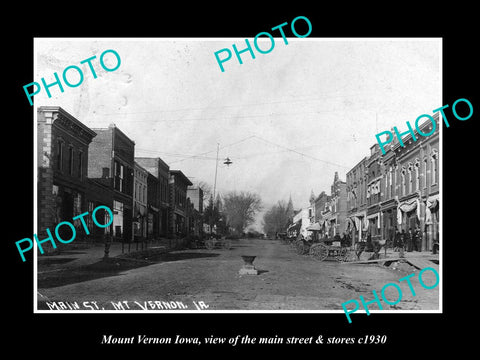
[310,243,328,261]
[295,241,306,255]
[335,248,349,262]
[222,240,232,250]
[205,239,215,250]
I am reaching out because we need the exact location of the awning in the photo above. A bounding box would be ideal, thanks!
[306,222,321,231]
[398,198,418,213]
[287,221,302,232]
[345,218,354,230]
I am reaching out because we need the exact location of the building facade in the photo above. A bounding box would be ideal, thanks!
[133,162,148,242]
[37,106,97,246]
[187,185,204,236]
[329,171,348,237]
[168,170,193,236]
[390,114,440,251]
[88,124,135,243]
[346,156,369,244]
[344,113,440,252]
[135,157,170,237]
[366,144,383,240]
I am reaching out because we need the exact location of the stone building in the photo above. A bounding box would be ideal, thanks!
[37,106,96,248]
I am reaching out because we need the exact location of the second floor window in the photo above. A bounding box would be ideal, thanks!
[114,161,124,192]
[68,147,74,175]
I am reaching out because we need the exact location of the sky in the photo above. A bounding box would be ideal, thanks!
[34,38,441,230]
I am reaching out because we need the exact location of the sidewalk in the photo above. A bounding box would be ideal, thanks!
[351,247,439,271]
[37,240,170,273]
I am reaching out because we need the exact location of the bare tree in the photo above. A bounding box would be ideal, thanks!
[198,180,212,205]
[262,200,291,236]
[222,191,262,234]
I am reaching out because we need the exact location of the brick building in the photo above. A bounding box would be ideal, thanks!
[135,157,170,237]
[344,113,440,252]
[366,144,383,240]
[88,124,135,243]
[133,161,148,242]
[325,172,347,237]
[346,156,369,244]
[391,113,440,251]
[169,170,193,235]
[37,106,96,246]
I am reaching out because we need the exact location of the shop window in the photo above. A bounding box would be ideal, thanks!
[415,161,420,192]
[431,150,439,185]
[113,200,124,238]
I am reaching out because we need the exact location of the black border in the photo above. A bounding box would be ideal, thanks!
[8,5,476,355]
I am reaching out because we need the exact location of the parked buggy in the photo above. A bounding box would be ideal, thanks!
[308,235,387,262]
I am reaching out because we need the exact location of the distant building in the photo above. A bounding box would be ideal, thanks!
[37,106,97,248]
[292,208,310,239]
[135,157,170,237]
[329,171,348,237]
[169,170,193,235]
[133,162,148,242]
[187,185,204,236]
[366,144,383,240]
[346,156,369,244]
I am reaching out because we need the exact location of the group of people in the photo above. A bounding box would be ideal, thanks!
[393,227,422,252]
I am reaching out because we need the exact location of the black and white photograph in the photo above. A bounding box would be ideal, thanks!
[32,37,441,314]
[7,6,477,356]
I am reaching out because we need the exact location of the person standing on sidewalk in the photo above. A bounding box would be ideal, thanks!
[406,228,413,252]
[394,229,400,251]
[398,229,405,257]
[411,228,418,252]
[414,226,422,252]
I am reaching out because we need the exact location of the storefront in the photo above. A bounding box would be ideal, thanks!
[397,197,421,232]
[381,205,397,247]
[306,222,321,241]
[425,194,439,252]
[133,203,147,241]
[347,211,367,245]
[366,212,381,238]
[287,220,302,239]
[112,199,133,243]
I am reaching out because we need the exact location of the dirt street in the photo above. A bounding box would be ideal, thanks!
[37,238,440,312]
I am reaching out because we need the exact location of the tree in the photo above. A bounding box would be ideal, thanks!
[198,181,212,205]
[204,194,220,233]
[222,191,262,234]
[262,200,291,236]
